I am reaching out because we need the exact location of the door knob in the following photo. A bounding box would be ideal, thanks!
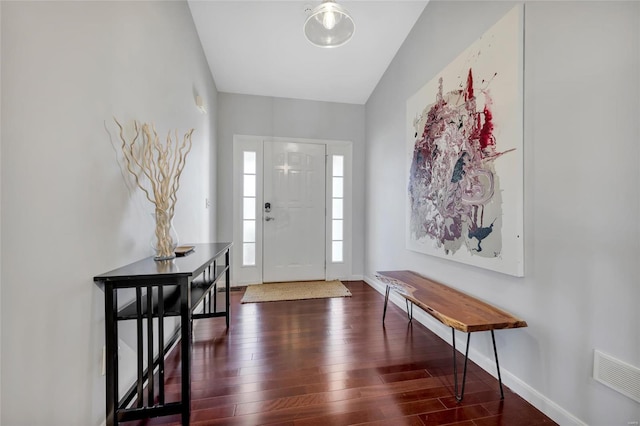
[265,216,275,221]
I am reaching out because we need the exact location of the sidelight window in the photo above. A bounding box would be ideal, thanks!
[242,151,257,266]
[331,155,344,263]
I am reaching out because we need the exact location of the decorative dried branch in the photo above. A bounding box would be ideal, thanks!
[114,117,194,259]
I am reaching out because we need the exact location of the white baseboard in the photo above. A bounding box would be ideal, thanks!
[363,275,585,426]
[346,274,364,281]
[231,275,364,288]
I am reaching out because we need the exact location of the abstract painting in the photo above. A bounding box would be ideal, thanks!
[406,6,524,276]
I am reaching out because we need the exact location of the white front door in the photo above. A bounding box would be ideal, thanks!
[263,141,326,282]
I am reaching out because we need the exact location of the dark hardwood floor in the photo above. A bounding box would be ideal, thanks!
[128,281,556,425]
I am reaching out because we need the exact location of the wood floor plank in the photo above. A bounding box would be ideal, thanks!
[125,281,557,426]
[353,415,427,426]
[418,405,492,425]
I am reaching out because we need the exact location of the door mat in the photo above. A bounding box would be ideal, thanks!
[240,280,351,303]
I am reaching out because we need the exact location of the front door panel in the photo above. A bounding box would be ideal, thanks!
[263,141,326,282]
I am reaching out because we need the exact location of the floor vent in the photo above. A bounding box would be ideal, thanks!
[593,349,640,403]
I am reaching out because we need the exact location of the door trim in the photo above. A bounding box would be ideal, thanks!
[232,135,353,286]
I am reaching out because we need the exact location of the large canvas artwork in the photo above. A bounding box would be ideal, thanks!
[406,6,524,276]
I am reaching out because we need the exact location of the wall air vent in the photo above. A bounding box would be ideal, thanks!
[593,349,640,403]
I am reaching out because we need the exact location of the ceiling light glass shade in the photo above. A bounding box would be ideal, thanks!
[304,0,355,48]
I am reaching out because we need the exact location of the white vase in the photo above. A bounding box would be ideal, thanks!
[150,210,178,261]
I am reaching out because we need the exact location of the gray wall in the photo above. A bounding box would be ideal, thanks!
[0,1,217,424]
[365,1,640,425]
[217,93,366,278]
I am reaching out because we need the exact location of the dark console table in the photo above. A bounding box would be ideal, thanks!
[94,242,232,426]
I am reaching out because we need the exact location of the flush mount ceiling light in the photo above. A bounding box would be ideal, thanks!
[304,0,355,48]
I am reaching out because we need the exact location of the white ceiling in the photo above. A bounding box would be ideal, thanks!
[188,1,428,105]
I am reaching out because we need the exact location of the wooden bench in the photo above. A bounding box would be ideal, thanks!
[376,270,527,401]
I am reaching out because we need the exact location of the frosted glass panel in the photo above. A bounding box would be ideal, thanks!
[332,177,343,198]
[243,175,256,197]
[333,155,344,177]
[332,241,343,263]
[332,198,343,219]
[243,243,256,266]
[332,219,343,241]
[244,151,256,174]
[243,198,256,220]
[243,220,255,243]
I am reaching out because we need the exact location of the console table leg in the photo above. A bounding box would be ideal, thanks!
[105,285,118,426]
[146,286,154,406]
[180,278,191,425]
[452,329,471,402]
[491,330,505,399]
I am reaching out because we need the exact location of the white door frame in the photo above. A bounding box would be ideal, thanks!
[232,135,353,286]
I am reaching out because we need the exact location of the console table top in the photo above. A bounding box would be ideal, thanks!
[94,242,232,282]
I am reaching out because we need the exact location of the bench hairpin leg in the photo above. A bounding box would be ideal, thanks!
[491,330,505,399]
[405,299,413,323]
[382,285,391,323]
[452,328,471,402]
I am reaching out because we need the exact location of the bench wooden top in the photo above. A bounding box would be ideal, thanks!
[377,270,527,333]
